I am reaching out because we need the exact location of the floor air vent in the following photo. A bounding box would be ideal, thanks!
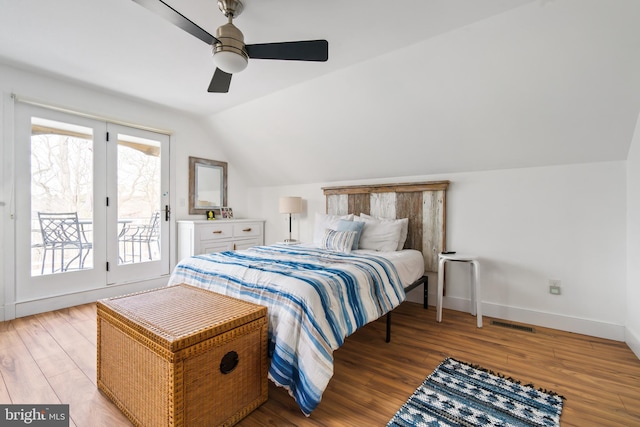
[490,320,535,333]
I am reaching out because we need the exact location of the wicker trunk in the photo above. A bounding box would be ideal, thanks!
[97,284,268,427]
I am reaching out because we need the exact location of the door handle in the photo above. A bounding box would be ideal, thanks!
[164,205,170,221]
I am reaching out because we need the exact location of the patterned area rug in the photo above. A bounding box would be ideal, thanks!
[388,358,564,427]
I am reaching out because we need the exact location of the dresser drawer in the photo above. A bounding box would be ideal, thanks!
[233,222,262,239]
[199,223,233,241]
[201,241,234,254]
[233,237,262,251]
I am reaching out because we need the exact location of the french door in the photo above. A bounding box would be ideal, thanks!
[15,103,170,301]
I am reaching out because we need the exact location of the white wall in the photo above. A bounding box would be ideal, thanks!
[0,63,246,318]
[0,91,7,320]
[627,114,640,358]
[248,161,627,341]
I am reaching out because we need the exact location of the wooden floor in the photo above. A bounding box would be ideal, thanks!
[1,302,639,427]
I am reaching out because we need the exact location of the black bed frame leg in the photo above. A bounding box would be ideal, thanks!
[386,312,391,343]
[424,275,428,309]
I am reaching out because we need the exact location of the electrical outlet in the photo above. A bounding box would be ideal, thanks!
[549,279,561,295]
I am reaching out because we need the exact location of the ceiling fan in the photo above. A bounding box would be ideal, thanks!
[132,0,329,93]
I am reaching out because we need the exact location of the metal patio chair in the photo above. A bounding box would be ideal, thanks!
[37,212,93,274]
[120,211,161,263]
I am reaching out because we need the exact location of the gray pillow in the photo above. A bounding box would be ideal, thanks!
[336,219,365,250]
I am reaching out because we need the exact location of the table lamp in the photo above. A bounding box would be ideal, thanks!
[279,196,302,242]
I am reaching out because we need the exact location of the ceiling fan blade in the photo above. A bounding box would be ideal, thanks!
[246,40,328,62]
[208,68,233,93]
[131,0,218,45]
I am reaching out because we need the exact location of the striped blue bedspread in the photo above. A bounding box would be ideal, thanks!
[168,244,406,415]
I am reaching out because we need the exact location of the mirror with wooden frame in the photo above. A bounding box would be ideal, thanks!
[188,157,228,215]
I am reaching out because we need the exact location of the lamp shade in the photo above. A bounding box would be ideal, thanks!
[279,196,302,214]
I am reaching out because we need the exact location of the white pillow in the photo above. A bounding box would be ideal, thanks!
[321,229,357,253]
[356,217,403,252]
[313,213,353,246]
[359,214,409,251]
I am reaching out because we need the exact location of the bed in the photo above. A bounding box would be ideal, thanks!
[168,181,449,415]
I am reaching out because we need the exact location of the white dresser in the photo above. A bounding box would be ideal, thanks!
[177,219,265,262]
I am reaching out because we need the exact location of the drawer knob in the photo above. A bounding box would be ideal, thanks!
[212,230,223,234]
[242,228,252,232]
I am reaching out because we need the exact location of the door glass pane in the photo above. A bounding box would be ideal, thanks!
[117,134,162,264]
[30,118,94,276]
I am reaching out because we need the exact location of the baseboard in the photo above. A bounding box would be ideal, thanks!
[10,278,168,320]
[2,302,15,321]
[479,300,625,342]
[405,287,627,342]
[626,326,640,360]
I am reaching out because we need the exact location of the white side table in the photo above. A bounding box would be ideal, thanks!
[437,253,482,328]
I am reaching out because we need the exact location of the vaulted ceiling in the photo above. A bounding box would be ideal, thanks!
[2,0,639,187]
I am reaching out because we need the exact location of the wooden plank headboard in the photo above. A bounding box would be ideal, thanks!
[322,181,449,272]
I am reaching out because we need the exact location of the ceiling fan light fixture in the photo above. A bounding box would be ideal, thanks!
[212,21,248,74]
[213,49,248,74]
